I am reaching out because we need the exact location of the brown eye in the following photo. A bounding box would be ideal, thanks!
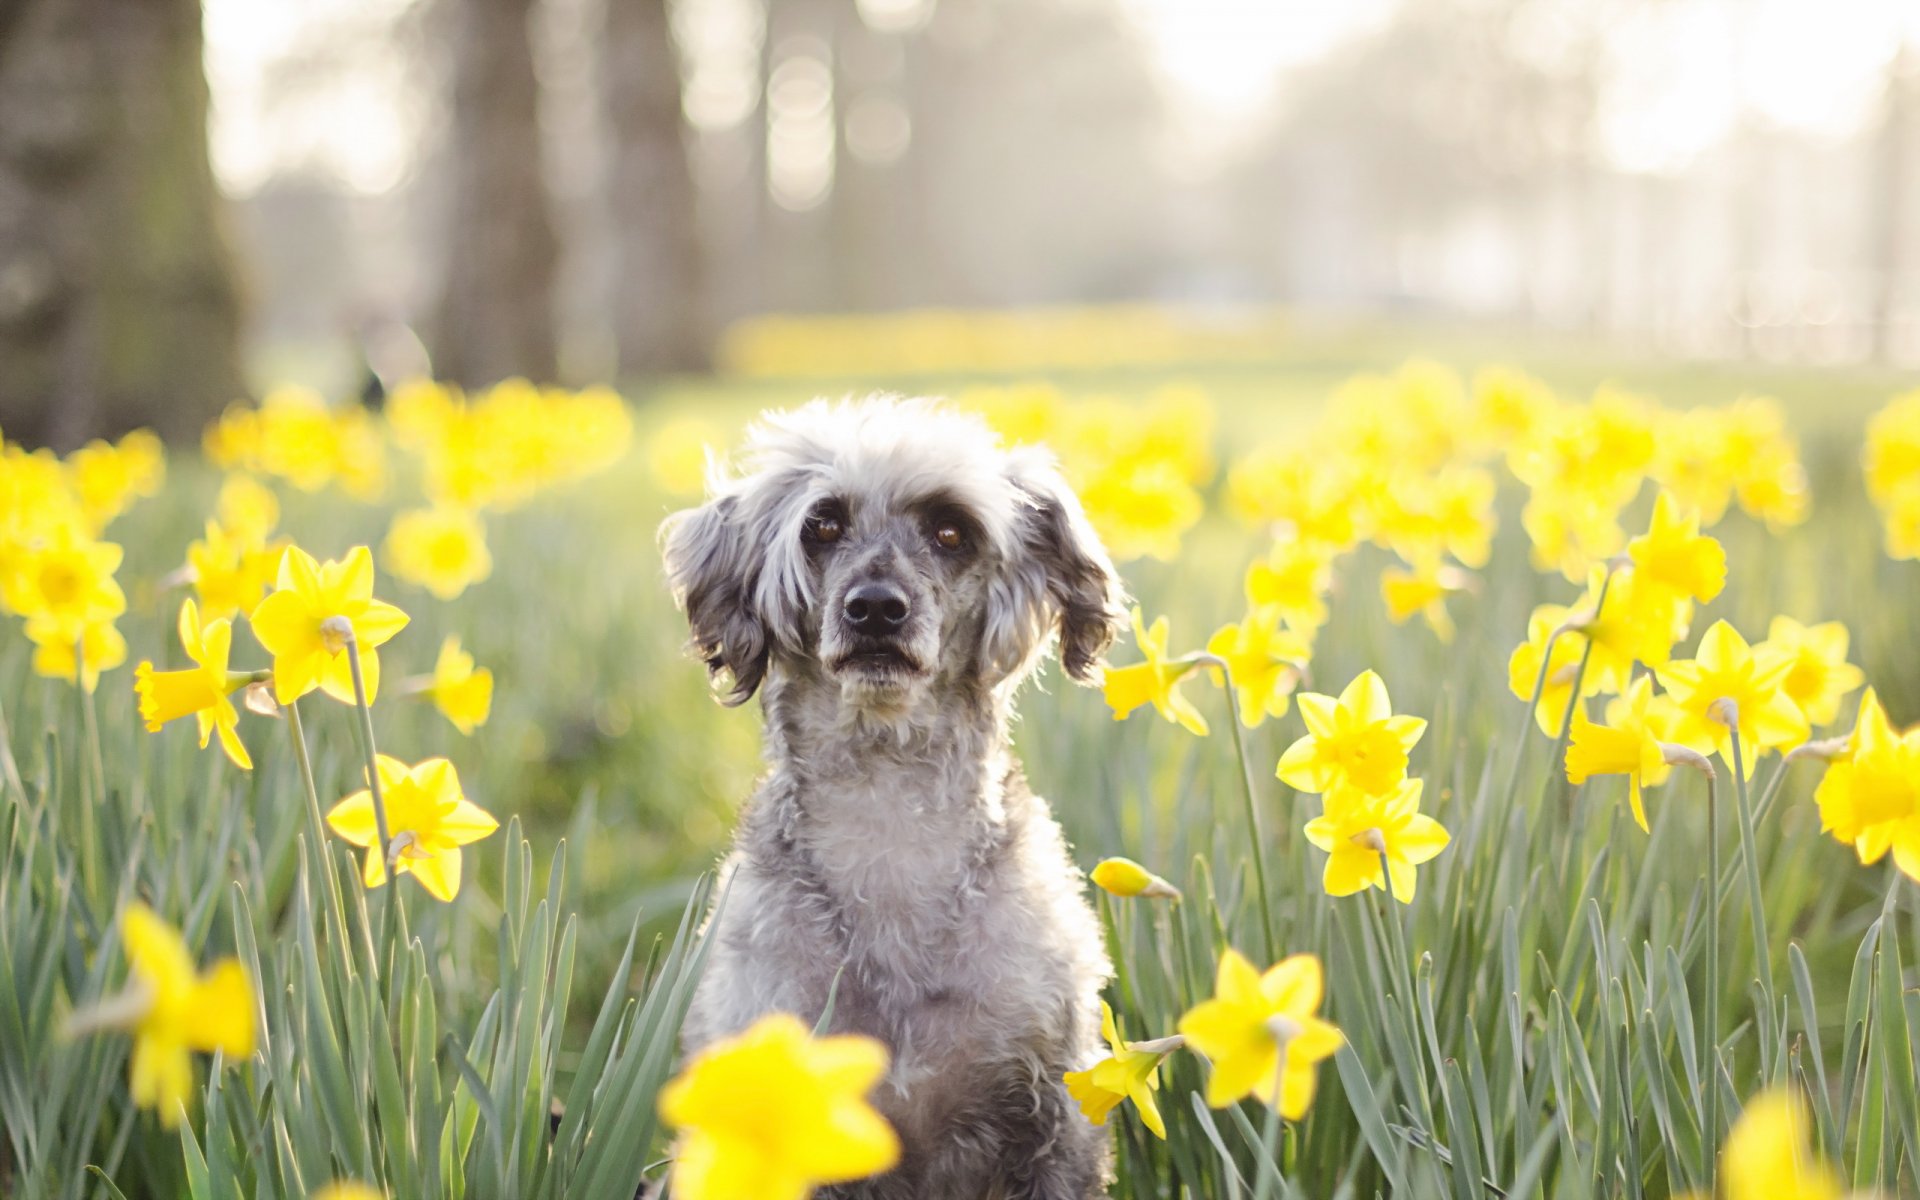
[806,512,844,544]
[934,523,964,551]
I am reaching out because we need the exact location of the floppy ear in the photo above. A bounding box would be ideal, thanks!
[985,451,1128,685]
[660,494,770,706]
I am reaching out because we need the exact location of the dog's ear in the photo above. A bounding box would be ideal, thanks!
[660,494,770,706]
[985,450,1128,685]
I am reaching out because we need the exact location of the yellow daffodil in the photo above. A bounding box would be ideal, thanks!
[311,1185,384,1200]
[1103,608,1209,736]
[134,599,254,769]
[186,520,283,622]
[1302,778,1451,903]
[382,504,493,600]
[1177,949,1343,1117]
[76,903,256,1128]
[1760,616,1864,729]
[214,473,280,545]
[1657,619,1808,776]
[1548,563,1696,701]
[1205,611,1310,727]
[1813,690,1920,877]
[325,755,498,901]
[659,1013,900,1200]
[1277,670,1426,796]
[1089,857,1181,900]
[1077,458,1205,563]
[1521,487,1626,584]
[27,613,126,692]
[66,431,165,530]
[1627,491,1726,605]
[1380,560,1472,643]
[1565,677,1674,832]
[1064,1001,1177,1139]
[1508,605,1587,736]
[1244,539,1334,634]
[1722,1088,1843,1200]
[426,635,493,734]
[251,546,410,706]
[1472,365,1557,455]
[2,526,125,625]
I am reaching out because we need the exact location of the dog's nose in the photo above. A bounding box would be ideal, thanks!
[844,582,909,636]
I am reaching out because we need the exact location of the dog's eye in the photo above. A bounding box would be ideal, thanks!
[805,512,844,544]
[933,522,965,551]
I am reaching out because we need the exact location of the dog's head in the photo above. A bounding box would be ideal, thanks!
[661,396,1126,711]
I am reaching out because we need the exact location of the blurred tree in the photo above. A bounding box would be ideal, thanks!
[1872,45,1915,362]
[431,0,560,388]
[0,0,244,448]
[602,0,709,373]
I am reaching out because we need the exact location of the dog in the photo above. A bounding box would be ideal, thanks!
[660,396,1127,1199]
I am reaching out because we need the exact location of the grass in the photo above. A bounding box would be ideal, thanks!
[4,333,1918,1198]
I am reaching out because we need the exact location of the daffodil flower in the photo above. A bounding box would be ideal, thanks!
[26,612,126,692]
[1089,856,1181,900]
[426,635,493,734]
[1064,1001,1178,1139]
[1565,676,1676,832]
[325,755,498,901]
[186,519,283,622]
[1204,611,1310,728]
[134,598,255,770]
[250,545,410,705]
[1302,777,1451,902]
[1722,1088,1843,1200]
[65,903,256,1128]
[1813,689,1920,877]
[1277,669,1426,796]
[1627,490,1727,604]
[1,525,125,626]
[1508,605,1587,736]
[1103,608,1208,736]
[659,1013,900,1200]
[1243,540,1333,635]
[383,504,493,600]
[1657,619,1808,776]
[1176,949,1343,1118]
[1379,560,1472,643]
[1760,615,1864,729]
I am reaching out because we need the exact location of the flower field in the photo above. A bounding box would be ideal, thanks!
[6,342,1920,1199]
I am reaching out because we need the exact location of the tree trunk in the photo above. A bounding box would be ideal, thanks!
[0,0,244,449]
[431,0,560,389]
[602,0,707,374]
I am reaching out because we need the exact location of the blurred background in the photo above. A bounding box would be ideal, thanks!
[2,0,1919,448]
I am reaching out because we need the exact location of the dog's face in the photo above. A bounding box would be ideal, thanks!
[661,397,1126,712]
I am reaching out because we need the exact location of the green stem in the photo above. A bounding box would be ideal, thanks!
[288,700,356,976]
[1215,661,1279,965]
[1703,768,1721,1186]
[342,639,399,973]
[1726,731,1775,1048]
[1250,1043,1288,1200]
[1375,852,1437,1132]
[75,640,102,900]
[0,683,27,800]
[1749,755,1791,826]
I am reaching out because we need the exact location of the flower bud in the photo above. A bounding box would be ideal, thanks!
[1089,857,1182,901]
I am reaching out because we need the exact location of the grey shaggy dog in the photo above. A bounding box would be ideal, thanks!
[660,396,1128,1199]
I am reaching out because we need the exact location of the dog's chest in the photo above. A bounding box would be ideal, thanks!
[797,773,1004,959]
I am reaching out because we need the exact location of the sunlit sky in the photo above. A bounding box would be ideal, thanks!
[203,0,1920,196]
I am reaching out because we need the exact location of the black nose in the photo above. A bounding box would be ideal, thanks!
[844,581,909,636]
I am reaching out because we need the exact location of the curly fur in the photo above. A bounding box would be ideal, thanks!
[661,396,1128,1199]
